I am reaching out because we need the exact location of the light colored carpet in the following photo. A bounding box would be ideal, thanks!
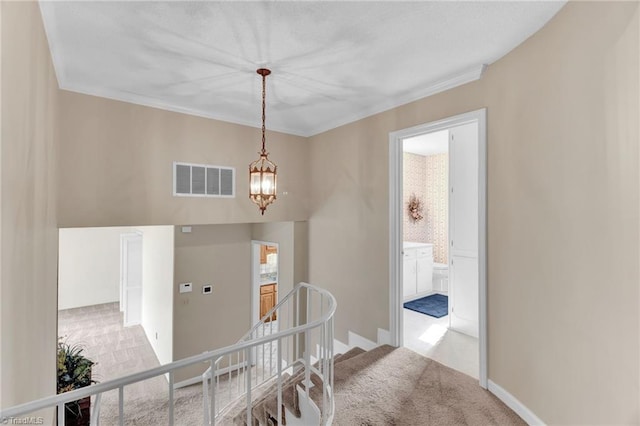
[130,345,525,426]
[332,345,526,426]
[59,307,525,426]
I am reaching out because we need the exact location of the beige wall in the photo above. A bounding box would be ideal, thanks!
[1,1,638,423]
[0,0,59,414]
[57,91,310,228]
[172,221,307,382]
[308,2,639,423]
[139,225,174,367]
[58,227,133,310]
[173,224,252,382]
[292,222,309,287]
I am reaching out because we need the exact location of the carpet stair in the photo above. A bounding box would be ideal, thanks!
[233,344,526,425]
[331,346,527,426]
[226,346,367,425]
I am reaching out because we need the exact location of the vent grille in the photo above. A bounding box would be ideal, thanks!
[173,162,235,198]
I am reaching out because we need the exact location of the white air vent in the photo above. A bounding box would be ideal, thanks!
[173,162,235,198]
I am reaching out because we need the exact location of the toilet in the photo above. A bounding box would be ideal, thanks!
[433,263,449,293]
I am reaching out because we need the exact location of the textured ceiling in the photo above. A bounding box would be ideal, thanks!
[40,1,565,137]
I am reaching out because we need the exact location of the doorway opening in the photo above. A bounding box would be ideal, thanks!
[57,225,175,418]
[389,108,487,387]
[251,240,280,326]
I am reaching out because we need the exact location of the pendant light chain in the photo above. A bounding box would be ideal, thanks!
[261,72,266,154]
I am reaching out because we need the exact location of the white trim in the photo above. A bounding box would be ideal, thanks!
[333,339,350,355]
[39,10,485,142]
[347,331,377,351]
[58,66,483,137]
[388,108,488,389]
[173,376,202,390]
[41,0,485,138]
[306,65,486,137]
[488,380,545,426]
[477,109,488,387]
[388,135,403,347]
[377,328,391,345]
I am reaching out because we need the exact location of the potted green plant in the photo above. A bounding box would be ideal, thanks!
[57,338,97,426]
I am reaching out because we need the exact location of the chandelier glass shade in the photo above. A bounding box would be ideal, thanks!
[249,68,277,215]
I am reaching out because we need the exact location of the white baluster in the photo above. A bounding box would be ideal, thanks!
[168,371,174,425]
[118,387,124,426]
[57,402,65,426]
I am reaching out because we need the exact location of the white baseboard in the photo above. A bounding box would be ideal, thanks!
[174,375,202,389]
[348,331,377,351]
[333,338,350,355]
[488,380,545,426]
[335,330,389,354]
[377,328,391,345]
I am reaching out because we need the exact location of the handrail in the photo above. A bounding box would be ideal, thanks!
[203,281,336,423]
[206,278,305,375]
[0,282,336,422]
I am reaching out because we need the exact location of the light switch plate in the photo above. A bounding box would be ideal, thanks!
[179,282,192,293]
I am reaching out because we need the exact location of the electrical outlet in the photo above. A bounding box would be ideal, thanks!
[202,285,212,294]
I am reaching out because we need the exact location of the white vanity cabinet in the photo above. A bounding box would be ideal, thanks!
[403,243,434,300]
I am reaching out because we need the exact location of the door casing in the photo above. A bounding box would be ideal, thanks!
[388,108,487,388]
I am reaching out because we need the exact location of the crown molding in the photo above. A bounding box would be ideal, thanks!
[306,64,487,137]
[57,64,486,138]
[57,82,309,137]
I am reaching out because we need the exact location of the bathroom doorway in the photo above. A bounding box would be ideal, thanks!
[389,109,487,387]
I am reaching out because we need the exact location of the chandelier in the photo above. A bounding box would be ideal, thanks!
[249,68,277,215]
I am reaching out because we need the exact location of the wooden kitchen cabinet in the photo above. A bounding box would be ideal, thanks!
[260,245,278,264]
[260,283,277,322]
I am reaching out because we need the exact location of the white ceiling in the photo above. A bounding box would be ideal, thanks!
[39,1,565,137]
[404,130,449,156]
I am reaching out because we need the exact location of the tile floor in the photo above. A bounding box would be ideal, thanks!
[403,298,479,379]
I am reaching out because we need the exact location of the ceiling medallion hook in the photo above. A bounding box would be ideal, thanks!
[249,68,277,215]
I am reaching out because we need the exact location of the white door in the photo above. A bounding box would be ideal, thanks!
[121,233,143,327]
[449,122,479,338]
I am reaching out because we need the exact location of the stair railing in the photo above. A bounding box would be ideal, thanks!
[203,281,336,424]
[0,282,336,426]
